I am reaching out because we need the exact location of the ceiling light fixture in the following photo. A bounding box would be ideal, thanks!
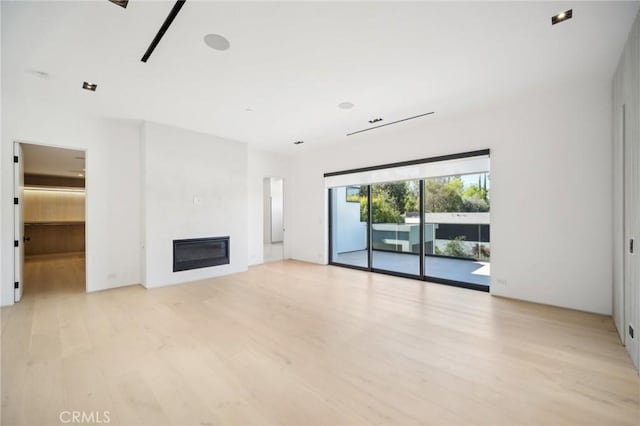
[338,102,354,110]
[25,186,85,193]
[108,0,129,8]
[204,34,231,51]
[293,140,304,145]
[141,0,186,63]
[82,82,97,92]
[368,118,383,124]
[347,112,434,136]
[551,9,572,25]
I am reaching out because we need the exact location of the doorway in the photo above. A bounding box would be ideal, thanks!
[14,142,87,301]
[327,150,490,291]
[263,177,284,262]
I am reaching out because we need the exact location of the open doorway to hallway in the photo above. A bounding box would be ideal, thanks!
[15,143,87,300]
[263,177,284,262]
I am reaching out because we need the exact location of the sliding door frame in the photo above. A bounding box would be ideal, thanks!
[328,185,370,272]
[326,150,490,291]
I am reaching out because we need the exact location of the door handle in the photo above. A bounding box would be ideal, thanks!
[630,238,635,254]
[23,236,30,242]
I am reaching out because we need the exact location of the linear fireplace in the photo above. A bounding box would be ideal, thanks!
[173,236,230,272]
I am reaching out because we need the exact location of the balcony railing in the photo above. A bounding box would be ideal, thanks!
[371,213,490,262]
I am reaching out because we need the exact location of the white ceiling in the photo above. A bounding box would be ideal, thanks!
[3,1,639,152]
[21,143,85,178]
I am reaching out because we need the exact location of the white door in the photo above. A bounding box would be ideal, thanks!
[623,103,640,370]
[14,142,24,302]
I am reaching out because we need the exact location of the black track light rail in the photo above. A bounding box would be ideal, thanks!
[141,0,186,63]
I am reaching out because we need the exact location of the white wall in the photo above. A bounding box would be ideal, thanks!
[141,122,248,287]
[613,9,640,369]
[247,148,290,265]
[1,108,288,303]
[1,100,142,305]
[289,75,613,315]
[0,1,3,296]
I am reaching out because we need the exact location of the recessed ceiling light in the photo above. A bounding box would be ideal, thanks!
[108,0,129,8]
[204,34,231,51]
[82,82,97,92]
[552,9,572,25]
[368,118,383,124]
[338,102,354,110]
[293,140,304,145]
[245,107,254,112]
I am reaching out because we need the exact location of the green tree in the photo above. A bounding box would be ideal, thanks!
[463,184,487,200]
[425,176,490,213]
[425,178,463,212]
[462,196,489,212]
[360,192,403,223]
[374,183,408,214]
[461,184,489,212]
[434,236,470,258]
[359,181,419,223]
[371,195,403,223]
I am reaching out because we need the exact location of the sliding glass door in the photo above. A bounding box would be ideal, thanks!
[329,185,369,269]
[423,173,490,288]
[371,180,421,277]
[326,150,491,290]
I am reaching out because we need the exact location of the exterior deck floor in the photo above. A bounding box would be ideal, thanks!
[334,249,490,286]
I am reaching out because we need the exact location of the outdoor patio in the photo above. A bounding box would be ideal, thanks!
[333,250,490,286]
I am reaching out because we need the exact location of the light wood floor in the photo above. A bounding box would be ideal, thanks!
[2,256,639,426]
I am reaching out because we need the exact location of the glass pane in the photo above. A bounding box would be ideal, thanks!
[424,173,490,287]
[330,185,369,268]
[371,180,420,276]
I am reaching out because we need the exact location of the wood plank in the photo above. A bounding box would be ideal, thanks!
[1,257,639,425]
[23,189,85,223]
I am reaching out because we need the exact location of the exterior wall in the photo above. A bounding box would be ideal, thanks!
[331,187,367,254]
